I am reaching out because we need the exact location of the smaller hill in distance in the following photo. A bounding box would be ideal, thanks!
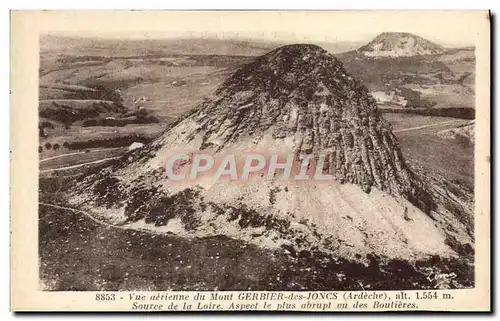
[357,32,446,57]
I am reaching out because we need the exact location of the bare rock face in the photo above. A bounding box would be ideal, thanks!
[187,44,433,213]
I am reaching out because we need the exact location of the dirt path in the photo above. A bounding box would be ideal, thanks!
[39,202,119,229]
[39,156,121,173]
[39,148,122,163]
[39,202,165,235]
[393,119,466,133]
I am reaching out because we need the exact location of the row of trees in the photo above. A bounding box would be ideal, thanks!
[81,109,159,127]
[379,107,475,119]
[67,135,151,150]
[39,134,153,153]
[39,101,126,128]
[60,84,125,103]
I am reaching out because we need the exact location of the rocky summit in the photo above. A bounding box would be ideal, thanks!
[189,44,433,212]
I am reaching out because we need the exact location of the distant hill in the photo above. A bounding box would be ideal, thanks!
[357,32,445,57]
[335,40,475,109]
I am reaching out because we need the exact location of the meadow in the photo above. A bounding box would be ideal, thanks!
[384,113,474,188]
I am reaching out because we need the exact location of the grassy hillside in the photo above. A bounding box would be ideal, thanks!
[386,113,474,188]
[39,200,472,291]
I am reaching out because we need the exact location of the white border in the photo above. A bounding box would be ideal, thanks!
[4,1,498,319]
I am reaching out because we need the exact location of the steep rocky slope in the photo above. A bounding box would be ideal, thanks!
[358,32,445,57]
[69,44,473,263]
[148,44,433,212]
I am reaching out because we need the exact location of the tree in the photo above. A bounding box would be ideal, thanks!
[53,143,60,150]
[44,142,52,150]
[63,142,70,149]
[38,146,42,153]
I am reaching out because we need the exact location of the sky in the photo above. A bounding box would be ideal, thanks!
[35,11,486,47]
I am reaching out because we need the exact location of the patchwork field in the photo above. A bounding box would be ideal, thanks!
[39,45,246,161]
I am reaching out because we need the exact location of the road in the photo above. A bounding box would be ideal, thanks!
[39,156,121,173]
[39,148,122,163]
[39,202,118,228]
[393,119,466,133]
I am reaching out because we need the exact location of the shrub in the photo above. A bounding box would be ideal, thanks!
[124,187,159,221]
[145,189,201,230]
[92,174,125,208]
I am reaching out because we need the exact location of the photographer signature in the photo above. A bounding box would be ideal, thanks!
[426,272,457,288]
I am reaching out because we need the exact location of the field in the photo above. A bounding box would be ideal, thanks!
[40,148,126,171]
[384,113,474,188]
[39,39,251,160]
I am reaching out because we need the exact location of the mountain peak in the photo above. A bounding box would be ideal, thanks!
[214,43,341,95]
[67,43,475,262]
[196,44,368,149]
[358,32,445,57]
[159,44,434,213]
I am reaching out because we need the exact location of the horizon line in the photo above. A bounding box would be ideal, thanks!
[40,31,475,48]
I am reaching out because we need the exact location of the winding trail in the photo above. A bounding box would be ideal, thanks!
[39,202,186,237]
[39,148,122,163]
[39,202,189,238]
[39,202,162,236]
[39,202,119,229]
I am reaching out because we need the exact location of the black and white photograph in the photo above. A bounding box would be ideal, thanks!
[9,10,491,312]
